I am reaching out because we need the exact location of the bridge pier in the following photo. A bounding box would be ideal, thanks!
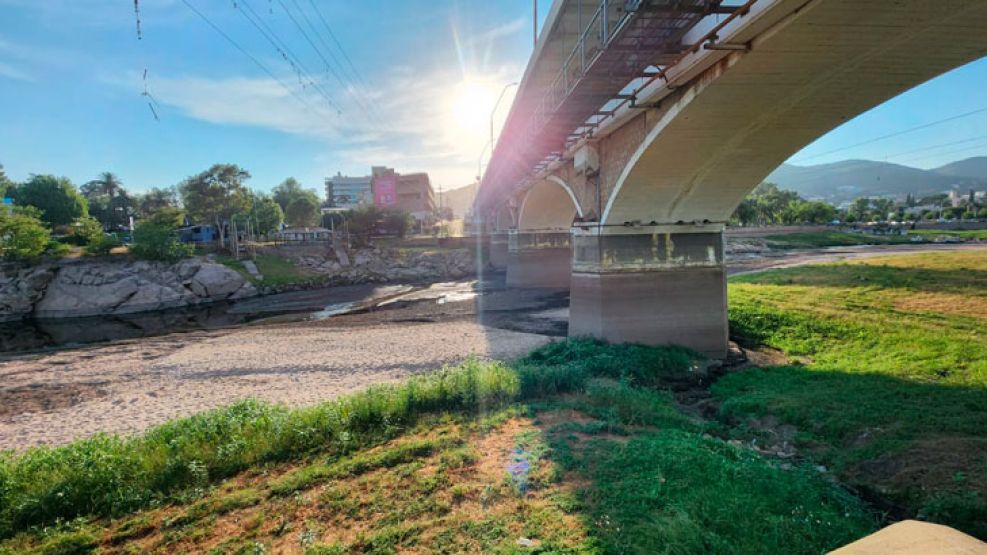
[506,230,572,288]
[488,232,509,271]
[568,225,727,358]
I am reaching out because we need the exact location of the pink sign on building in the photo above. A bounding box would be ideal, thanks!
[373,173,397,207]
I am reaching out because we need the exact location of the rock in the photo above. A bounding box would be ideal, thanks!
[113,280,186,314]
[189,263,249,299]
[0,265,55,321]
[35,274,142,318]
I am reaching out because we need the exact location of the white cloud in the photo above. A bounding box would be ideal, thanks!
[0,61,32,82]
[113,60,522,187]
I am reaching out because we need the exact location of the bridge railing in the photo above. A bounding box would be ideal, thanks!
[542,0,627,125]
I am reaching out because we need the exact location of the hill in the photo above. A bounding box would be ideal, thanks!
[765,157,987,203]
[438,182,477,218]
[933,155,987,178]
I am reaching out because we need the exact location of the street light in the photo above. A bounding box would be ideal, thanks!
[489,81,520,157]
[477,138,491,183]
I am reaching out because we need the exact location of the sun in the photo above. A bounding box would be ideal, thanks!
[448,79,497,133]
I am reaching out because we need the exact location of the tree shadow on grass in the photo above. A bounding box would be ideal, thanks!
[712,364,987,539]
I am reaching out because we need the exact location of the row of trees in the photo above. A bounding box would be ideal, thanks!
[732,182,987,226]
[0,161,333,261]
[732,183,837,226]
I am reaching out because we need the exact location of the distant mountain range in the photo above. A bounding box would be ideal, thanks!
[765,156,987,204]
[442,156,987,211]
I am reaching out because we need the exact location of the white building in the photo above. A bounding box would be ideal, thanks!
[325,173,372,210]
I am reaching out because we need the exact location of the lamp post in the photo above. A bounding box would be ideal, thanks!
[489,81,520,156]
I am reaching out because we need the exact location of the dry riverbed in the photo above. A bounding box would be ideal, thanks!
[0,319,550,450]
[1,243,982,451]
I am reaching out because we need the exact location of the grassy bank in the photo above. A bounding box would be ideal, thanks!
[219,253,320,287]
[719,251,987,537]
[762,231,914,249]
[0,342,876,554]
[907,228,987,241]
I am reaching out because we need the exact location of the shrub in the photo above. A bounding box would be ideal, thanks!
[130,221,192,262]
[84,234,122,256]
[0,207,51,260]
[44,240,71,258]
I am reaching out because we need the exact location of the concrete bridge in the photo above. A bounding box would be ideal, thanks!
[477,0,987,357]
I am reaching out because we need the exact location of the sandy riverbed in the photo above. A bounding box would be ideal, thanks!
[0,320,549,450]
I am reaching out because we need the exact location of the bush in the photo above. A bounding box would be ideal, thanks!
[44,240,71,258]
[0,208,51,261]
[130,221,192,262]
[84,234,122,256]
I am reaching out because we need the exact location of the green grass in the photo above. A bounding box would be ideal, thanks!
[908,228,987,240]
[718,251,987,537]
[763,231,914,249]
[0,340,878,554]
[218,253,321,287]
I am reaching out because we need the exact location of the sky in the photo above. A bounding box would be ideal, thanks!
[1,1,987,198]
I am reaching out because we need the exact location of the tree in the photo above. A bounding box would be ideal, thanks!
[82,172,133,230]
[12,175,87,227]
[0,206,51,260]
[347,204,381,246]
[272,177,321,219]
[285,195,320,227]
[0,164,13,198]
[383,209,412,238]
[136,187,178,217]
[74,216,104,245]
[252,196,284,235]
[179,164,251,248]
[130,216,193,262]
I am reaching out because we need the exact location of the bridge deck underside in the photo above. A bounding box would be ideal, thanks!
[485,1,715,203]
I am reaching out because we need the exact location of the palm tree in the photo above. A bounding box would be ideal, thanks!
[82,172,123,199]
[83,172,131,230]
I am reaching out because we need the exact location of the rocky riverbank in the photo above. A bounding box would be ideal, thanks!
[0,258,257,321]
[0,247,480,321]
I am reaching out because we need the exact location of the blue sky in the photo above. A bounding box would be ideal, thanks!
[1,1,987,197]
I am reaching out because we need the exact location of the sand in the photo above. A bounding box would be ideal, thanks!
[0,320,550,450]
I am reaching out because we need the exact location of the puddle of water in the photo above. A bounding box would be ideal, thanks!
[311,301,363,320]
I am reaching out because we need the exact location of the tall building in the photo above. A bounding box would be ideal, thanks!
[325,172,373,209]
[396,172,436,222]
[371,167,436,226]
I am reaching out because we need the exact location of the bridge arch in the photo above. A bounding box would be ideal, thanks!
[517,176,583,231]
[601,0,987,227]
[492,202,516,232]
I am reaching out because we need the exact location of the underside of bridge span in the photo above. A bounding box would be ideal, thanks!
[480,0,987,357]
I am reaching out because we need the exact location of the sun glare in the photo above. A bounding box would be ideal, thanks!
[449,79,497,133]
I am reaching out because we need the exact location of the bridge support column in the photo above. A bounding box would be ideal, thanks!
[568,225,727,358]
[488,232,509,271]
[506,230,572,288]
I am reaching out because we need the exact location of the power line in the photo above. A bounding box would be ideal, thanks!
[286,0,382,128]
[791,105,987,163]
[179,0,335,124]
[235,0,341,113]
[273,0,385,132]
[306,0,372,91]
[274,0,348,110]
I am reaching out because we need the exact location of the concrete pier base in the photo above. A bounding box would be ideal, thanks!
[568,225,727,358]
[506,230,572,289]
[488,233,509,271]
